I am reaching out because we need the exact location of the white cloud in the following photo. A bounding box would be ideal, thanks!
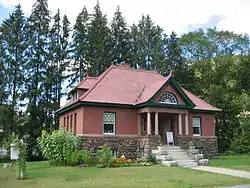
[1,0,250,35]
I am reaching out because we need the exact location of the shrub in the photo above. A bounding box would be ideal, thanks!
[146,154,157,164]
[37,128,81,166]
[230,116,250,154]
[77,150,97,166]
[97,145,113,167]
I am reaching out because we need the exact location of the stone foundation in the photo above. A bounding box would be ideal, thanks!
[81,135,217,159]
[176,136,218,158]
[81,135,162,159]
[81,136,139,159]
[138,135,162,157]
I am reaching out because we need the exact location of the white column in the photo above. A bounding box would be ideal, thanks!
[147,112,151,135]
[155,112,159,135]
[178,114,182,135]
[185,114,189,135]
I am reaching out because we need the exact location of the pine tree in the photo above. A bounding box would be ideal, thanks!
[163,31,186,82]
[49,10,71,129]
[1,4,27,135]
[71,6,89,84]
[25,0,51,138]
[87,1,113,76]
[130,24,140,68]
[136,15,164,70]
[0,27,7,105]
[110,6,131,64]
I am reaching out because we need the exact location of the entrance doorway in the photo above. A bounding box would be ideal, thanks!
[159,113,176,145]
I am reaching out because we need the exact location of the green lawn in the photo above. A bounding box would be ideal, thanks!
[0,162,250,188]
[210,155,250,172]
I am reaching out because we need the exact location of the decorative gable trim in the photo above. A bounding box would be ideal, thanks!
[137,76,195,108]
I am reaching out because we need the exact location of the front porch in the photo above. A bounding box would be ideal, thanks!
[138,107,189,145]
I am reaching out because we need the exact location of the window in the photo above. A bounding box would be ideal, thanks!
[74,113,77,134]
[159,92,178,104]
[63,117,66,128]
[192,117,201,136]
[112,149,117,158]
[70,114,73,132]
[66,116,69,131]
[72,91,78,99]
[103,112,116,135]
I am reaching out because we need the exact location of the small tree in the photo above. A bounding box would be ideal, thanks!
[13,139,27,179]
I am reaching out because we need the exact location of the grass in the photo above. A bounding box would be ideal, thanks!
[210,155,250,172]
[0,162,250,188]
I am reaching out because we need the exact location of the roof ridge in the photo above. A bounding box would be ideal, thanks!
[134,85,146,105]
[79,66,114,100]
[113,65,162,75]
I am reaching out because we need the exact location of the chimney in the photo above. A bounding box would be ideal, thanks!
[120,63,130,68]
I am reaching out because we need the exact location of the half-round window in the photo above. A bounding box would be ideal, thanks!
[159,92,178,104]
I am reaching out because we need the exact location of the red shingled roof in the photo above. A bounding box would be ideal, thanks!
[59,64,220,112]
[76,77,98,89]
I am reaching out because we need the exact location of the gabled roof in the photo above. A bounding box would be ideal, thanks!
[56,64,221,114]
[76,77,98,90]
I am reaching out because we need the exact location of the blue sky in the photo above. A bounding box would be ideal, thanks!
[0,4,11,23]
[1,0,250,35]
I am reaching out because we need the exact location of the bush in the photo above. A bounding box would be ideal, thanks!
[78,150,97,166]
[37,128,81,166]
[97,145,113,168]
[230,116,250,154]
[146,154,157,164]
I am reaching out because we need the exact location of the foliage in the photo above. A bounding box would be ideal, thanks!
[230,115,250,154]
[146,154,157,164]
[97,145,114,168]
[37,128,81,166]
[112,156,136,167]
[77,150,97,166]
[13,139,28,179]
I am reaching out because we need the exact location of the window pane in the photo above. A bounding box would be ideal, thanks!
[104,124,114,133]
[192,117,201,127]
[193,127,200,135]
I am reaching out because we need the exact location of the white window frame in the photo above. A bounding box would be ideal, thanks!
[103,112,116,135]
[159,92,178,104]
[192,117,201,136]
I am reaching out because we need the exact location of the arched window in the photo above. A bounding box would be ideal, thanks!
[159,92,178,104]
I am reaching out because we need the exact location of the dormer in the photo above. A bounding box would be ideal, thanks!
[68,76,98,101]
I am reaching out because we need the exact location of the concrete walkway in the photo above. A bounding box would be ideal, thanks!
[191,166,250,179]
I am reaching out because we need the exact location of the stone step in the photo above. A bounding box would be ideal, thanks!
[177,161,197,166]
[174,156,191,160]
[161,160,177,167]
[176,159,196,163]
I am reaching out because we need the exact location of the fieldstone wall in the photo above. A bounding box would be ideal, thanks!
[81,135,162,159]
[81,136,139,159]
[138,135,162,157]
[176,136,218,158]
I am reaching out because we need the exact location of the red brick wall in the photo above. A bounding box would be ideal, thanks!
[59,107,84,133]
[82,106,138,135]
[153,84,185,104]
[188,112,215,136]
